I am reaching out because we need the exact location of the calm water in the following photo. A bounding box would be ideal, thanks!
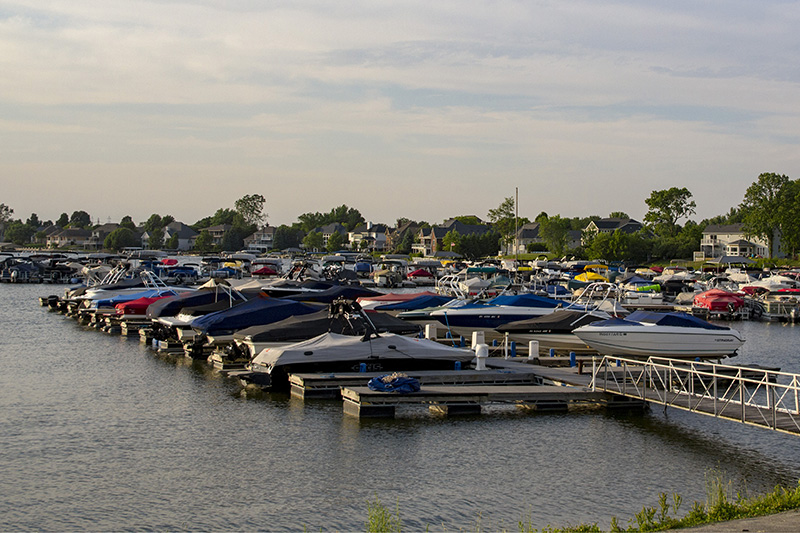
[2,283,800,531]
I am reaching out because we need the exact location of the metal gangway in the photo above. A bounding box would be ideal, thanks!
[590,356,800,436]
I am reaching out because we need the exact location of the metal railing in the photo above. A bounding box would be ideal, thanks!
[590,356,800,435]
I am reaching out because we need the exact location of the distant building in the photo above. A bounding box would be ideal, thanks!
[244,225,276,252]
[164,221,199,251]
[700,223,778,258]
[348,222,388,252]
[47,228,92,248]
[204,224,232,246]
[416,219,492,257]
[87,223,120,250]
[314,223,348,249]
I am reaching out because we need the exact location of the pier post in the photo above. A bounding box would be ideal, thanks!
[528,341,539,361]
[475,344,488,371]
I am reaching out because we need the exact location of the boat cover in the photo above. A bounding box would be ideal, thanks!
[191,294,322,335]
[283,285,382,303]
[374,294,454,311]
[146,287,254,318]
[496,310,607,333]
[251,332,475,368]
[693,289,744,311]
[592,311,728,331]
[115,295,173,315]
[485,293,561,309]
[233,309,421,343]
[94,289,181,308]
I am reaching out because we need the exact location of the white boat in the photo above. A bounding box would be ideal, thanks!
[241,332,476,390]
[573,310,744,359]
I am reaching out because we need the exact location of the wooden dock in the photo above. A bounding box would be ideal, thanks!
[288,368,542,399]
[341,383,606,418]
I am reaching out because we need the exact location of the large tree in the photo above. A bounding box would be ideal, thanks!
[538,215,572,257]
[302,231,324,252]
[69,210,92,228]
[487,197,517,252]
[326,231,345,253]
[104,228,138,251]
[235,194,267,227]
[644,187,696,237]
[740,172,790,258]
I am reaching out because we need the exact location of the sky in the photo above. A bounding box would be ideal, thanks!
[2,0,799,228]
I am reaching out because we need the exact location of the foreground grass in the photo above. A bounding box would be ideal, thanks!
[366,475,800,532]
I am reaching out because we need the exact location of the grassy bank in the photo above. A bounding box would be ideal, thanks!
[365,474,800,532]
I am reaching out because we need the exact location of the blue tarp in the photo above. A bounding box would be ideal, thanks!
[626,310,727,330]
[367,374,421,394]
[374,294,454,311]
[191,295,321,335]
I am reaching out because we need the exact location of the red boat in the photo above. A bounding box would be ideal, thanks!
[693,289,744,312]
[115,295,174,316]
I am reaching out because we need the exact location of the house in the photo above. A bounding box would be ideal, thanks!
[314,223,348,249]
[584,218,644,236]
[164,221,199,251]
[385,221,421,253]
[87,223,120,250]
[46,228,92,249]
[415,219,492,257]
[513,223,544,254]
[244,225,276,252]
[700,223,776,259]
[348,222,388,252]
[204,224,232,246]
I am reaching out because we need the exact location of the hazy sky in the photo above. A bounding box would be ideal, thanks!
[2,0,799,228]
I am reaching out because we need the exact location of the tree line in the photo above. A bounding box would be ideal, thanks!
[1,172,796,261]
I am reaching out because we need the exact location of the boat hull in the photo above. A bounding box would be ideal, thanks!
[573,327,744,359]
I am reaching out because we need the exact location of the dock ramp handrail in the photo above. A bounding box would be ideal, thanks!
[590,356,800,435]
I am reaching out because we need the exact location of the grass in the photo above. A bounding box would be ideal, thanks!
[367,472,800,532]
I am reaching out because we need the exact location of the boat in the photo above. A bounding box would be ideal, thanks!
[495,309,611,355]
[573,310,745,359]
[240,332,476,391]
[428,293,561,341]
[693,289,745,316]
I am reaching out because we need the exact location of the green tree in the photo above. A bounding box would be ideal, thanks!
[644,187,696,237]
[539,215,572,256]
[776,179,800,258]
[69,210,92,228]
[119,216,137,231]
[740,172,790,258]
[56,213,69,228]
[104,228,138,252]
[235,194,267,227]
[193,230,214,252]
[4,221,35,245]
[609,211,630,219]
[143,214,163,233]
[26,213,40,228]
[459,231,500,260]
[220,226,248,251]
[326,231,345,253]
[452,215,481,225]
[165,232,179,250]
[273,225,302,250]
[303,231,324,252]
[0,203,13,240]
[487,197,518,252]
[442,229,461,253]
[147,227,164,250]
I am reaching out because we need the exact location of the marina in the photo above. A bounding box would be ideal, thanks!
[6,251,800,531]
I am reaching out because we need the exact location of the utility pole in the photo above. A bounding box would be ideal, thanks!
[515,187,519,262]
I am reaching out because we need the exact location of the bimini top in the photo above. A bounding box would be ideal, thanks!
[592,310,728,331]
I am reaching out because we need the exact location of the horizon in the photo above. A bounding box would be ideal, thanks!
[2,2,798,226]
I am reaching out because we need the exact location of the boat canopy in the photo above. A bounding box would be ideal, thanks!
[191,295,321,335]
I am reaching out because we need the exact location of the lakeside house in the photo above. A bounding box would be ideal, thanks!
[348,222,388,252]
[244,225,276,253]
[415,218,492,257]
[699,223,780,259]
